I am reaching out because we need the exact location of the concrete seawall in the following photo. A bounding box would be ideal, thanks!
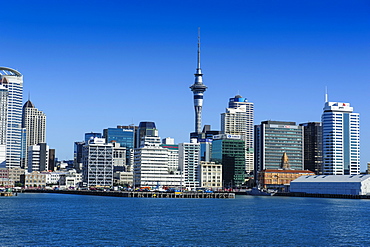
[23,189,235,199]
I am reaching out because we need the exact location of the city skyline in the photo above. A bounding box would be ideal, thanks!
[1,1,369,170]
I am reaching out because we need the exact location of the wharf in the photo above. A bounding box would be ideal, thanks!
[24,189,235,199]
[0,192,13,197]
[274,192,370,200]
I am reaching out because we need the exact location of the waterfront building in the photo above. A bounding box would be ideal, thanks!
[8,167,25,184]
[211,134,245,188]
[22,100,46,168]
[27,143,49,172]
[198,161,222,190]
[134,136,182,188]
[0,85,8,167]
[20,171,46,188]
[254,121,304,180]
[190,30,207,138]
[136,121,158,148]
[179,140,200,189]
[113,171,133,187]
[0,168,10,187]
[221,95,254,174]
[290,174,370,195]
[82,137,113,187]
[59,169,83,189]
[0,67,23,168]
[322,100,360,175]
[300,122,322,174]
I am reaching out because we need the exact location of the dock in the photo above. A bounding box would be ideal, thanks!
[23,189,235,199]
[0,192,13,197]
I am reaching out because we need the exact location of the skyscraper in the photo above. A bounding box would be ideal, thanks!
[254,121,304,180]
[190,29,207,135]
[22,100,46,168]
[0,85,8,167]
[221,95,254,174]
[0,67,23,168]
[136,121,158,148]
[300,122,322,174]
[211,134,245,188]
[322,100,360,175]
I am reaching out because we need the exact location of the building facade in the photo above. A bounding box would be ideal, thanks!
[22,100,46,168]
[0,67,23,168]
[0,85,8,167]
[199,161,222,190]
[82,137,113,187]
[27,143,49,172]
[211,134,245,188]
[134,136,182,188]
[300,122,322,174]
[179,141,200,189]
[221,95,254,174]
[254,121,304,180]
[322,101,360,175]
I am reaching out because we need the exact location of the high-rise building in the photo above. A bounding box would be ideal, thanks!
[134,136,182,188]
[103,127,135,167]
[28,143,49,172]
[322,101,360,175]
[22,100,46,168]
[221,95,254,174]
[179,140,200,189]
[190,30,207,136]
[0,67,23,168]
[136,121,158,148]
[254,121,304,180]
[82,137,113,187]
[211,134,245,188]
[300,122,322,174]
[0,85,8,167]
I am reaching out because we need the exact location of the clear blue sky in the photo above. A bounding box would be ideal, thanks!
[1,1,370,170]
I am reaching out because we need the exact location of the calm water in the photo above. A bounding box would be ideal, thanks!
[0,193,370,246]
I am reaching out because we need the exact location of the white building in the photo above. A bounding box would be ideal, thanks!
[28,143,49,172]
[221,95,254,174]
[179,140,200,189]
[112,142,127,170]
[82,137,113,187]
[134,136,182,188]
[22,100,46,168]
[290,175,370,195]
[322,100,360,175]
[0,67,23,168]
[0,85,8,167]
[199,161,222,190]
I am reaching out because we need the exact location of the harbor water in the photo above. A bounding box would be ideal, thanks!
[1,193,369,246]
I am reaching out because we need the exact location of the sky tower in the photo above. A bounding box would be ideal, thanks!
[190,29,207,135]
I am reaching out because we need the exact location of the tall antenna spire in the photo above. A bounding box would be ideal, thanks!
[197,27,201,74]
[325,87,328,103]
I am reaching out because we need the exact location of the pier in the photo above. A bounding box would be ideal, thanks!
[23,189,235,199]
